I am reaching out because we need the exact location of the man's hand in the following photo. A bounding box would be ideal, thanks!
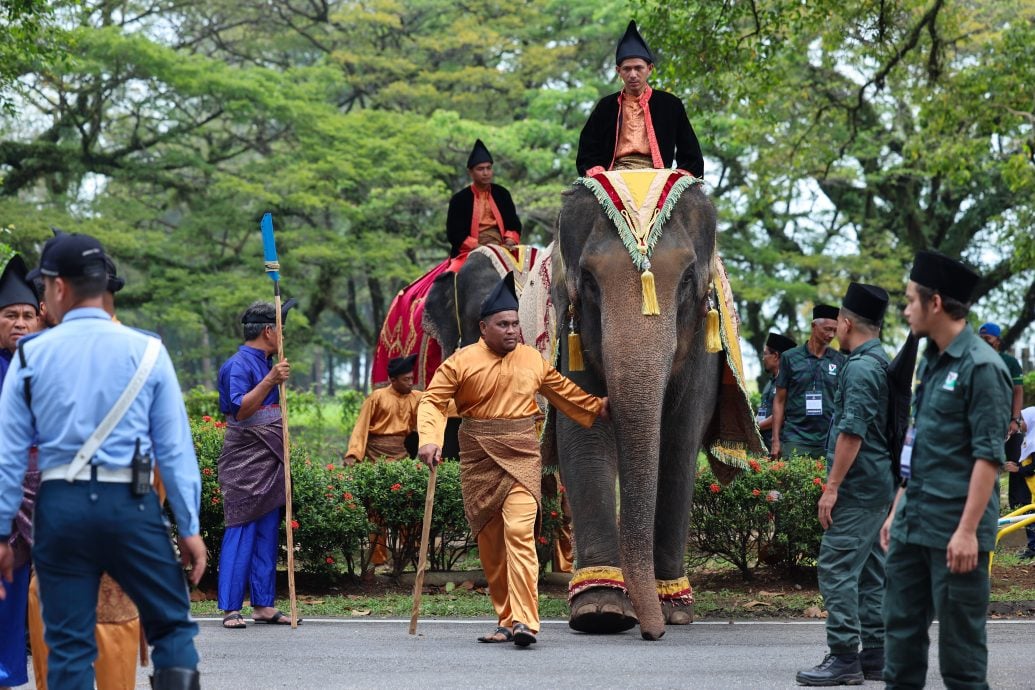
[343,455,357,467]
[946,528,979,574]
[1009,420,1020,437]
[178,534,208,587]
[880,513,894,552]
[418,443,442,469]
[597,397,611,422]
[267,359,291,386]
[769,438,781,461]
[0,542,12,600]
[817,485,838,530]
[504,239,517,249]
[1005,461,1020,473]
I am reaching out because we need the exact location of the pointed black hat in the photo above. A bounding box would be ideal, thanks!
[387,354,418,378]
[842,282,889,324]
[480,272,519,319]
[616,20,654,66]
[765,332,797,355]
[0,255,40,311]
[466,139,493,169]
[909,250,980,303]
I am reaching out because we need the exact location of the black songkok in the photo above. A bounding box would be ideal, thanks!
[842,282,889,324]
[480,272,519,319]
[241,297,299,325]
[466,139,493,169]
[909,250,980,303]
[0,255,40,311]
[765,332,797,355]
[616,20,654,65]
[812,304,840,322]
[387,354,417,379]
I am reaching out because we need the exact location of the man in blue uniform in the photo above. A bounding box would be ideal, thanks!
[0,233,205,690]
[0,253,41,689]
[217,299,297,629]
[881,251,1012,688]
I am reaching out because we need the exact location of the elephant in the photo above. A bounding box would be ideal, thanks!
[422,181,727,641]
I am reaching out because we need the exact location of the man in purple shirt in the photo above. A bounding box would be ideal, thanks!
[216,300,296,629]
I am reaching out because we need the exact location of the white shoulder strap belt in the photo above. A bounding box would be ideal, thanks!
[66,337,162,482]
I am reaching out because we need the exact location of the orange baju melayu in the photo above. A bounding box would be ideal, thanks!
[346,386,422,463]
[418,339,601,633]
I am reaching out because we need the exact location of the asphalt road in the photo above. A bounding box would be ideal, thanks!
[16,618,1035,689]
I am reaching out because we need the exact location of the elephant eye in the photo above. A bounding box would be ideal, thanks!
[580,270,599,300]
[678,268,697,301]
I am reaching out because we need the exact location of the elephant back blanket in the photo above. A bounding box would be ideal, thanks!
[574,169,765,483]
[372,244,539,389]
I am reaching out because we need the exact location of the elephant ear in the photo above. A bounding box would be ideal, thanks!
[422,270,461,358]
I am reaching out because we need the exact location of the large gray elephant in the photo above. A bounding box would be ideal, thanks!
[423,182,729,641]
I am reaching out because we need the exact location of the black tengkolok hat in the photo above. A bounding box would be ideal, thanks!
[387,354,417,378]
[27,233,107,281]
[241,297,300,325]
[480,272,519,319]
[842,282,889,323]
[466,139,493,169]
[0,255,40,311]
[909,250,980,303]
[765,332,797,355]
[812,304,840,321]
[616,20,654,65]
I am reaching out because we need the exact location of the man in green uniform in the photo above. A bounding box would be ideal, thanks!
[796,283,895,686]
[880,251,1012,689]
[757,332,796,451]
[771,304,845,459]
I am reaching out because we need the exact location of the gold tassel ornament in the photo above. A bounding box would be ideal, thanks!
[705,291,722,353]
[567,306,584,371]
[640,260,660,316]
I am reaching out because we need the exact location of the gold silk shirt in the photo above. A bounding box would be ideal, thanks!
[418,339,602,447]
[615,90,651,159]
[346,387,422,460]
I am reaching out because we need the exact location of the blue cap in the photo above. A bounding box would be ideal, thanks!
[978,322,1001,338]
[27,233,107,281]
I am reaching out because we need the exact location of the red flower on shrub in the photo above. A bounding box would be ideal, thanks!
[202,415,212,423]
[325,492,334,499]
[820,483,827,492]
[326,464,335,471]
[709,483,721,494]
[290,520,299,529]
[752,488,761,496]
[347,502,356,510]
[390,483,402,492]
[325,556,335,564]
[815,461,825,471]
[748,459,761,473]
[343,492,353,501]
[211,497,220,505]
[538,536,548,545]
[550,511,559,518]
[214,421,226,428]
[813,477,822,486]
[202,467,213,476]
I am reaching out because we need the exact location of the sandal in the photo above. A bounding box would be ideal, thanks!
[252,610,299,625]
[222,613,246,629]
[512,622,537,647]
[477,626,513,643]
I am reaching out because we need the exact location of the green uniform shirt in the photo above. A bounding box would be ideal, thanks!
[758,377,776,448]
[824,338,895,506]
[1000,351,1023,387]
[774,343,846,450]
[891,326,1013,551]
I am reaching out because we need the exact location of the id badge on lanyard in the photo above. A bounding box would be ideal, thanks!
[805,391,823,416]
[756,405,768,424]
[899,427,915,479]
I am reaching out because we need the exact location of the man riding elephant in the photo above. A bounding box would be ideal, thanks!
[446,139,522,268]
[576,20,704,178]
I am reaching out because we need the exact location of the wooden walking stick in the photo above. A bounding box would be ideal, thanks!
[260,212,299,629]
[409,463,438,634]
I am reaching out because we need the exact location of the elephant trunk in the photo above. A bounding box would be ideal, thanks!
[603,321,674,641]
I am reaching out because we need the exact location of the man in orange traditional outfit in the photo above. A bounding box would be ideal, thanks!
[418,273,609,647]
[345,354,421,465]
[576,20,703,177]
[445,140,522,267]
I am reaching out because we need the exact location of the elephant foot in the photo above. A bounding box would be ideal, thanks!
[661,600,694,624]
[657,576,694,625]
[568,588,638,634]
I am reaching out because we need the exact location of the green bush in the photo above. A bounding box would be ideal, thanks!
[1024,371,1035,408]
[184,386,221,420]
[690,455,826,579]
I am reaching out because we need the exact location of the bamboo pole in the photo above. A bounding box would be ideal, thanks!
[409,464,438,635]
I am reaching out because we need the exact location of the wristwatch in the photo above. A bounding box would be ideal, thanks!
[1016,416,1025,426]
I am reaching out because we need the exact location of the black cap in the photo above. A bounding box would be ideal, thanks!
[0,255,40,311]
[480,272,519,319]
[466,139,493,169]
[104,255,125,294]
[387,354,417,378]
[842,282,889,323]
[26,233,107,281]
[240,297,299,325]
[616,20,654,66]
[812,304,840,321]
[765,332,797,355]
[909,250,980,303]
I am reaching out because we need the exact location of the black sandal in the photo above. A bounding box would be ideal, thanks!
[253,610,299,625]
[477,626,513,643]
[512,622,537,647]
[222,612,246,629]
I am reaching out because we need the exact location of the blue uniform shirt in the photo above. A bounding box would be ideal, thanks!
[218,345,277,418]
[0,349,11,386]
[0,308,201,537]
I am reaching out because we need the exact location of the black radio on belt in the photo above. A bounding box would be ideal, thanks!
[131,438,153,497]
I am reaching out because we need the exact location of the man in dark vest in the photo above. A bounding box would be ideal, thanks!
[576,20,704,178]
[445,139,522,263]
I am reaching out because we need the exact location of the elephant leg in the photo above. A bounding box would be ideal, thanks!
[557,414,636,633]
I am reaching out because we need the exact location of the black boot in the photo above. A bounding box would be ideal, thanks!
[795,653,864,686]
[859,647,884,681]
[150,667,201,690]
